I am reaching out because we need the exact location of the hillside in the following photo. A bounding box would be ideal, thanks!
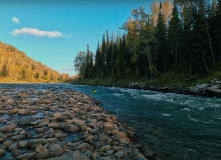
[0,41,69,83]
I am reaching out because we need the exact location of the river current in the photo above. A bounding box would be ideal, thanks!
[0,83,220,160]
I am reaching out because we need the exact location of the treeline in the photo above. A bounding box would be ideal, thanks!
[0,41,70,82]
[74,0,221,80]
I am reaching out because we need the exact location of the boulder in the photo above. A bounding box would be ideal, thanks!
[16,152,36,159]
[10,135,25,141]
[34,148,49,159]
[18,109,29,115]
[99,145,111,152]
[48,144,66,158]
[0,124,17,132]
[17,116,35,125]
[48,151,89,160]
[64,125,79,132]
[189,87,201,95]
[53,112,62,119]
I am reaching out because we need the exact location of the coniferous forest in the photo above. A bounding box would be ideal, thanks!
[73,0,221,86]
[0,41,70,83]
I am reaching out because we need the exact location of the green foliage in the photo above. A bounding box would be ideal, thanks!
[73,0,221,87]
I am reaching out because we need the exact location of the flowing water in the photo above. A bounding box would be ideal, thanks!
[0,83,221,160]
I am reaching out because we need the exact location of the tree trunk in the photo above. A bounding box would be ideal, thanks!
[146,42,153,75]
[165,59,167,71]
[220,42,221,61]
[175,38,178,67]
[189,63,192,77]
[203,10,215,65]
[204,58,209,73]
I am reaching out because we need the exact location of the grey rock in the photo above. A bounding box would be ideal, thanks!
[99,145,111,152]
[195,83,209,89]
[64,125,79,132]
[0,149,6,155]
[18,140,28,148]
[49,144,66,158]
[114,151,123,158]
[11,149,24,156]
[189,87,201,94]
[34,148,49,159]
[92,141,105,148]
[106,150,113,155]
[97,156,112,160]
[9,142,18,150]
[27,138,57,146]
[75,143,89,150]
[48,151,89,160]
[10,135,25,141]
[16,152,36,159]
[3,140,13,147]
[17,116,35,125]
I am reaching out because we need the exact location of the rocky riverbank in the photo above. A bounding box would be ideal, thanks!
[128,79,221,97]
[0,87,158,160]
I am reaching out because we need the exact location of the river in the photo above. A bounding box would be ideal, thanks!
[0,83,220,160]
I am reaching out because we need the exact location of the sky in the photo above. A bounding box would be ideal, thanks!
[0,0,165,77]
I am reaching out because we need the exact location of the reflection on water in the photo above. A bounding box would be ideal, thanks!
[0,83,221,160]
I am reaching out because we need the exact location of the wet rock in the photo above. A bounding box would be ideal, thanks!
[53,112,62,119]
[3,140,13,147]
[92,141,105,148]
[11,149,24,156]
[27,138,57,146]
[43,100,53,104]
[7,108,18,115]
[9,142,18,150]
[0,123,17,132]
[10,135,25,141]
[75,143,89,150]
[54,133,67,138]
[48,151,89,160]
[17,116,35,125]
[64,125,79,132]
[18,109,30,115]
[34,148,49,159]
[38,121,49,127]
[88,128,98,134]
[106,150,113,155]
[99,145,111,152]
[98,135,107,142]
[48,122,60,128]
[35,144,44,152]
[18,140,28,148]
[49,144,66,158]
[16,152,36,159]
[115,131,127,139]
[114,151,123,158]
[0,149,6,154]
[113,146,126,151]
[59,115,69,121]
[103,122,113,131]
[97,156,112,160]
[85,135,94,141]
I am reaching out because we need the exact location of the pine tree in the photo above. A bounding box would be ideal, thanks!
[156,2,168,71]
[95,41,101,78]
[168,3,182,67]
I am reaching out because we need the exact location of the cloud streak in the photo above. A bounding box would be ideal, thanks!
[12,17,20,24]
[61,68,74,72]
[9,27,69,38]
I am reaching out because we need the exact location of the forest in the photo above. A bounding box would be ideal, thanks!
[0,41,70,83]
[73,0,221,86]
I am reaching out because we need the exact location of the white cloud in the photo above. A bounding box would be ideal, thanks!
[9,27,67,38]
[61,68,75,72]
[12,17,20,24]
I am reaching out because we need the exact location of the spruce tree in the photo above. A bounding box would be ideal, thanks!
[156,2,168,71]
[168,3,181,67]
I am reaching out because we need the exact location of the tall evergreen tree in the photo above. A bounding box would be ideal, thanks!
[156,2,168,71]
[168,3,182,67]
